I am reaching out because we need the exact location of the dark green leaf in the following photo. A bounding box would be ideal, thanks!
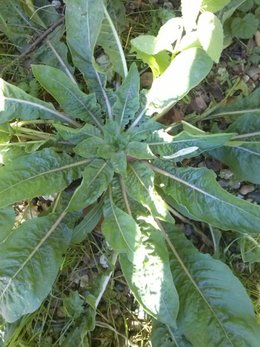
[125,162,173,222]
[167,226,260,346]
[32,65,103,126]
[153,161,260,234]
[67,159,113,212]
[0,213,70,322]
[231,14,259,39]
[0,207,15,243]
[211,142,260,184]
[0,78,78,126]
[74,137,105,158]
[0,148,86,209]
[72,200,103,244]
[54,123,102,145]
[112,64,140,127]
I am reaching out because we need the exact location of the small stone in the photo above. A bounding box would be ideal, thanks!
[239,184,255,195]
[52,0,61,7]
[140,72,153,88]
[99,254,109,269]
[230,181,241,190]
[219,169,233,180]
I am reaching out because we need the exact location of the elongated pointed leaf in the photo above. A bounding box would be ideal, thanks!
[125,162,173,222]
[72,200,103,244]
[0,214,70,323]
[0,78,77,126]
[0,148,87,209]
[148,130,234,161]
[65,0,112,115]
[32,65,102,126]
[67,159,114,212]
[112,64,140,127]
[120,217,179,328]
[97,0,127,78]
[102,201,142,254]
[167,226,260,346]
[198,12,223,63]
[211,142,260,184]
[147,48,213,116]
[153,161,260,234]
[0,207,15,243]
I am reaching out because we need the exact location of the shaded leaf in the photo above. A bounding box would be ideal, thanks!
[0,214,70,322]
[0,207,15,243]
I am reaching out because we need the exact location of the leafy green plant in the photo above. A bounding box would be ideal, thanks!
[0,0,260,346]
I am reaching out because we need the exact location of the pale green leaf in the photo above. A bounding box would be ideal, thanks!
[74,137,105,158]
[67,159,114,212]
[0,214,70,322]
[201,0,230,13]
[156,17,183,51]
[181,0,202,32]
[131,49,170,77]
[0,207,15,243]
[112,64,140,127]
[0,78,78,127]
[120,216,179,328]
[110,151,127,175]
[147,48,213,116]
[0,148,86,209]
[32,65,103,127]
[167,226,260,346]
[54,123,102,145]
[153,162,260,234]
[198,12,223,63]
[125,162,173,222]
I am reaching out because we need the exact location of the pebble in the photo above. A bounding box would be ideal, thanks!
[219,169,233,180]
[239,184,255,195]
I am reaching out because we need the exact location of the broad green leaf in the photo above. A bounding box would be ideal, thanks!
[127,142,155,159]
[102,201,142,254]
[0,214,70,323]
[112,64,140,127]
[0,79,77,127]
[226,114,260,135]
[110,151,127,175]
[201,0,230,12]
[74,137,105,159]
[67,159,114,212]
[210,141,260,184]
[97,0,127,78]
[65,0,112,116]
[32,65,102,126]
[120,216,179,328]
[153,161,260,234]
[72,200,103,244]
[198,12,223,63]
[152,321,192,347]
[167,226,260,346]
[0,148,86,209]
[181,0,202,32]
[54,123,102,145]
[125,162,173,223]
[218,0,246,23]
[0,207,15,243]
[131,35,165,55]
[147,130,234,160]
[231,14,259,39]
[147,48,213,116]
[131,48,170,77]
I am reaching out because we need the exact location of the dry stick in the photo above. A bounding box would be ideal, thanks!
[1,17,64,76]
